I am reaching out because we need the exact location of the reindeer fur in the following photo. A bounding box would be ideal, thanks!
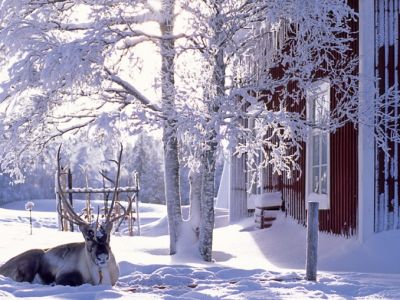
[0,237,119,286]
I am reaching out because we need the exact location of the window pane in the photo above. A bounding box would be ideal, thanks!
[315,98,322,122]
[312,135,319,166]
[312,93,330,124]
[312,167,320,193]
[321,134,328,164]
[310,101,316,122]
[322,94,330,118]
[321,166,328,194]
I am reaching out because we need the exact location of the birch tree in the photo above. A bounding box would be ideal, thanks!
[159,0,183,255]
[184,0,399,235]
[0,0,215,258]
[171,0,273,260]
[0,0,184,254]
[174,0,362,260]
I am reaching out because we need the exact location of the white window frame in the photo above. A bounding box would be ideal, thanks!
[305,81,330,210]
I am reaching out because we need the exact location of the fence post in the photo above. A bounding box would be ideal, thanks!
[134,171,141,236]
[55,172,63,231]
[306,201,319,281]
[68,168,74,232]
[61,169,69,231]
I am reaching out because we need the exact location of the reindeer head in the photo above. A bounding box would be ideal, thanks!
[80,222,113,267]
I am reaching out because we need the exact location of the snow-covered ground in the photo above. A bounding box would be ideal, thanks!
[0,199,400,299]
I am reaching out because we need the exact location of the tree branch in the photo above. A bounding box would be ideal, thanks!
[104,67,162,113]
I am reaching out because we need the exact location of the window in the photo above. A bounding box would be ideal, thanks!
[306,81,330,209]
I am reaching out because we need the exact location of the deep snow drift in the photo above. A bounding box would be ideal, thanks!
[0,199,399,299]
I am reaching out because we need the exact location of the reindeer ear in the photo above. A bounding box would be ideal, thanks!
[79,224,94,240]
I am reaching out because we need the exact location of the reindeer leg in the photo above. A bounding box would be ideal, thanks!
[55,271,84,286]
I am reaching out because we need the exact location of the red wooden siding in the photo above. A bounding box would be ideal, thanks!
[279,105,358,236]
[281,145,307,226]
[320,122,358,236]
[375,0,400,231]
[262,0,359,236]
[317,0,359,236]
[260,0,400,236]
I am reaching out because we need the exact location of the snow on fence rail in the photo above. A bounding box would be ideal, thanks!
[63,187,139,194]
[55,167,141,236]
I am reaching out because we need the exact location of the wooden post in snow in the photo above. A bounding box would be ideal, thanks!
[67,168,74,232]
[55,172,63,231]
[134,171,141,236]
[61,169,69,231]
[306,201,319,281]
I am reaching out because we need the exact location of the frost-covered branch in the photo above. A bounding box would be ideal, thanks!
[0,0,168,178]
[104,67,162,113]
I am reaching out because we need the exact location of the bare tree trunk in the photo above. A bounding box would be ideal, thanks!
[189,167,202,234]
[160,0,182,255]
[198,37,225,260]
[199,142,217,262]
[163,132,182,255]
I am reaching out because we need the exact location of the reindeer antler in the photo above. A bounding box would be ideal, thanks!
[108,201,127,224]
[57,145,88,226]
[105,144,124,225]
[57,145,88,227]
[57,144,127,229]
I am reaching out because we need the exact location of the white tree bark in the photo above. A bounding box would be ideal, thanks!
[198,30,225,260]
[189,168,202,235]
[199,144,217,262]
[160,0,182,255]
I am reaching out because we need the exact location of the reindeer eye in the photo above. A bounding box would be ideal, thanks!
[96,227,107,243]
[87,229,95,240]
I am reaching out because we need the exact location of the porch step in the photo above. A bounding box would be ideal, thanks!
[254,206,281,229]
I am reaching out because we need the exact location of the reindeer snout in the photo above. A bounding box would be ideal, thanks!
[95,245,110,266]
[96,253,109,266]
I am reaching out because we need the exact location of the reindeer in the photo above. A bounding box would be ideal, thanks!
[0,146,126,286]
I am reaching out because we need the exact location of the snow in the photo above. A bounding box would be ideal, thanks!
[1,199,400,299]
[306,193,329,210]
[249,192,282,208]
[215,158,230,210]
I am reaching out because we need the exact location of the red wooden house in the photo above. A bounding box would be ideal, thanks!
[219,0,400,241]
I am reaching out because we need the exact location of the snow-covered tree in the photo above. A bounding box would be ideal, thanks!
[0,0,163,179]
[174,0,277,260]
[0,0,190,258]
[172,0,377,260]
[223,0,358,179]
[1,0,398,262]
[0,155,55,204]
[130,133,165,204]
[158,0,183,255]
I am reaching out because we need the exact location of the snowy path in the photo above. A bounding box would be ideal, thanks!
[0,200,399,299]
